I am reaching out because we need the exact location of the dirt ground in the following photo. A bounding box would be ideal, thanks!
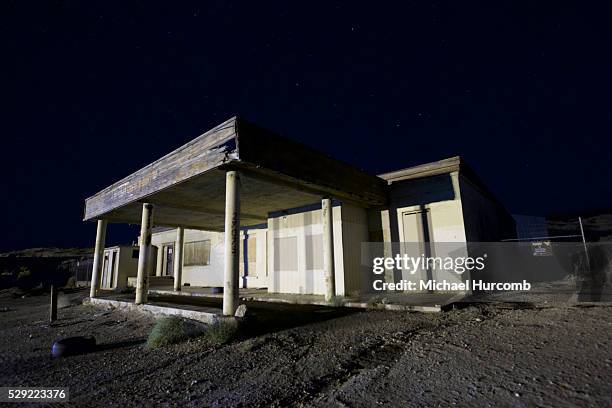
[0,289,610,407]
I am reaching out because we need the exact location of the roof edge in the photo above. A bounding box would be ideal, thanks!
[377,156,462,183]
[378,156,512,216]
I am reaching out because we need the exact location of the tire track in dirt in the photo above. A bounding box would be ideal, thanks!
[287,322,447,407]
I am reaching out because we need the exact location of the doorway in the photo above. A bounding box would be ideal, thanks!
[101,249,117,289]
[400,209,433,290]
[162,244,174,276]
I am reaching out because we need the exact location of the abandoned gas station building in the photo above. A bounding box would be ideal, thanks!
[84,117,514,315]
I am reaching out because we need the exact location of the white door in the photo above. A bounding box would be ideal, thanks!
[401,210,433,291]
[101,251,116,289]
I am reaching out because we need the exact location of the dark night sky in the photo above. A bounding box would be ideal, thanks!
[1,1,611,251]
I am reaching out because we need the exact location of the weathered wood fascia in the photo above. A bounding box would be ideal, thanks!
[83,117,239,221]
[378,156,462,184]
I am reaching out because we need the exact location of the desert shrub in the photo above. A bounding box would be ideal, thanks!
[17,267,31,280]
[203,320,238,346]
[147,316,192,348]
[147,316,238,349]
[328,295,345,307]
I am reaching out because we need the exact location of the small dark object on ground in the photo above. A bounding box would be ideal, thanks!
[51,336,96,358]
[211,287,223,294]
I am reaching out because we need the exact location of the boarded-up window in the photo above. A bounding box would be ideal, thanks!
[274,236,298,271]
[305,234,323,270]
[184,240,211,266]
[240,235,258,277]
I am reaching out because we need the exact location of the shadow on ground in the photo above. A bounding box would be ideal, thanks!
[149,294,361,338]
[96,339,146,351]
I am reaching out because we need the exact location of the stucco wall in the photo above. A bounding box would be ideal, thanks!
[116,246,138,290]
[151,229,225,287]
[151,227,268,288]
[267,204,345,296]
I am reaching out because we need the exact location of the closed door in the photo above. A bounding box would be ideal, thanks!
[401,210,433,288]
[101,251,115,289]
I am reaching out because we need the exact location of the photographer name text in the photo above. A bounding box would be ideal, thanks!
[373,279,531,292]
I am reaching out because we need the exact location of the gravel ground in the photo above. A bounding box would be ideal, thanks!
[0,289,610,407]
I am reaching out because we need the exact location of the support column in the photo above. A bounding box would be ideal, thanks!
[89,219,107,298]
[223,171,241,316]
[135,203,154,305]
[173,227,184,291]
[322,198,336,302]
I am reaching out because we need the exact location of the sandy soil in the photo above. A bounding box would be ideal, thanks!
[0,289,610,407]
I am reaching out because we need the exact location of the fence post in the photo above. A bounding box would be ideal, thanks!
[50,284,57,323]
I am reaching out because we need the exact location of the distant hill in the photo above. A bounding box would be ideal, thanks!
[0,247,93,258]
[0,247,94,290]
[547,210,612,242]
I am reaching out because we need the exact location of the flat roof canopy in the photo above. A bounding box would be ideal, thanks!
[84,117,388,230]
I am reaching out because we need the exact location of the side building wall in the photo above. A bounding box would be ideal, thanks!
[100,245,138,291]
[458,174,517,284]
[383,171,470,292]
[151,229,225,287]
[115,246,139,290]
[459,175,516,243]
